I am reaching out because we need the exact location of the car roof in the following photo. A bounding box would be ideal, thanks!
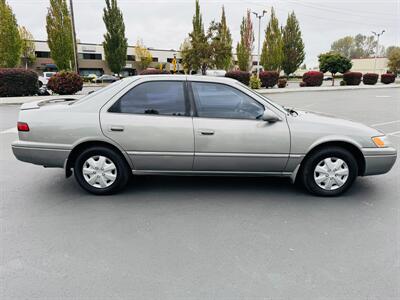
[124,74,236,82]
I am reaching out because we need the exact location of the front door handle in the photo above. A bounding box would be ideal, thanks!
[199,130,215,135]
[110,125,124,132]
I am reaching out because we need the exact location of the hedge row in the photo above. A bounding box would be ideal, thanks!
[0,68,38,97]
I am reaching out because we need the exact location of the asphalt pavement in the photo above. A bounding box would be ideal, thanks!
[1,88,399,299]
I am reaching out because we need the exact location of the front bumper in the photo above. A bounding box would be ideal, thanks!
[12,141,70,168]
[362,147,397,176]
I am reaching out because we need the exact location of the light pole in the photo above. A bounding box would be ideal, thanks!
[372,30,385,73]
[252,10,267,78]
[69,0,79,73]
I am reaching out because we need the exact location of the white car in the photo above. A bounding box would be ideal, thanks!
[38,72,56,87]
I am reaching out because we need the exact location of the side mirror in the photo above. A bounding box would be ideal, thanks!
[261,110,281,122]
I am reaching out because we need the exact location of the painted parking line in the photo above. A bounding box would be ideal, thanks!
[0,127,17,134]
[371,120,400,127]
[375,95,392,98]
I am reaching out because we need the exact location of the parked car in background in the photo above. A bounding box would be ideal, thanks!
[38,72,56,87]
[205,69,226,77]
[12,75,397,196]
[95,74,119,83]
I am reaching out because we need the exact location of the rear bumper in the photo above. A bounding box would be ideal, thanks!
[362,147,397,176]
[12,141,70,168]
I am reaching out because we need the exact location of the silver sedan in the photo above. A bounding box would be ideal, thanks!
[12,75,397,196]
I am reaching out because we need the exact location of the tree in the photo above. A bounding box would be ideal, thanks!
[46,0,74,71]
[19,26,36,69]
[236,9,254,71]
[330,36,354,59]
[386,46,400,58]
[387,47,400,75]
[102,0,128,75]
[209,6,232,70]
[281,11,305,76]
[180,38,193,74]
[190,0,212,74]
[0,0,22,68]
[260,7,283,71]
[135,39,152,70]
[319,52,352,86]
[330,34,378,59]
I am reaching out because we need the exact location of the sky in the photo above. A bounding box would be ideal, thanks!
[6,0,400,68]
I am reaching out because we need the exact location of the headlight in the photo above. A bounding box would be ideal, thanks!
[372,135,391,148]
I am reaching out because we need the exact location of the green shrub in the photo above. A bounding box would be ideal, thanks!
[259,71,279,88]
[299,81,306,87]
[225,71,251,85]
[47,71,83,95]
[362,73,378,85]
[343,72,362,85]
[381,73,396,84]
[0,68,38,97]
[249,75,261,89]
[340,80,346,86]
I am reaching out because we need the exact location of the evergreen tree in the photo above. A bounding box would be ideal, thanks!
[102,0,128,75]
[46,0,74,71]
[0,0,22,68]
[19,26,36,69]
[282,11,305,76]
[209,6,232,70]
[183,0,211,74]
[260,7,283,71]
[236,10,254,71]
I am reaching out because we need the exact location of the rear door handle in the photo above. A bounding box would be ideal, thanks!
[110,126,124,132]
[199,130,215,135]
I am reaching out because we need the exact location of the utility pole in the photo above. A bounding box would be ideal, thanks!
[372,30,385,73]
[252,10,267,78]
[69,0,79,73]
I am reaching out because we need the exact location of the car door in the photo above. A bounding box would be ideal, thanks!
[100,79,194,171]
[190,81,290,173]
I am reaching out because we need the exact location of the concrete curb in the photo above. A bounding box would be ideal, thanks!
[256,84,400,94]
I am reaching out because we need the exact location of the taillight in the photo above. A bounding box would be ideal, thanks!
[17,122,30,132]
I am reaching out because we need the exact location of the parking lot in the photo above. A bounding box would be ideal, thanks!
[1,88,399,299]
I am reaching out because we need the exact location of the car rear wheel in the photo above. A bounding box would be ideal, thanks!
[73,147,130,195]
[300,147,358,196]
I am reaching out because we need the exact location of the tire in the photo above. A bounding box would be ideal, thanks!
[300,147,358,197]
[73,146,130,195]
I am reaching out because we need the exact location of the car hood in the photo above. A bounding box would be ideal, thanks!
[287,109,384,150]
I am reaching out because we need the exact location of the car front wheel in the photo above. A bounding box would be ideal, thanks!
[301,147,358,196]
[73,147,130,195]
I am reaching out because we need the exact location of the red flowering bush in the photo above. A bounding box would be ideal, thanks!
[381,73,396,84]
[139,69,169,75]
[259,71,279,88]
[47,71,83,95]
[299,81,306,87]
[0,68,38,97]
[362,73,378,85]
[225,70,251,85]
[278,78,287,88]
[343,72,362,85]
[302,71,323,86]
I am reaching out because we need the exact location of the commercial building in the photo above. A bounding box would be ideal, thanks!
[30,40,183,76]
[350,57,389,75]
